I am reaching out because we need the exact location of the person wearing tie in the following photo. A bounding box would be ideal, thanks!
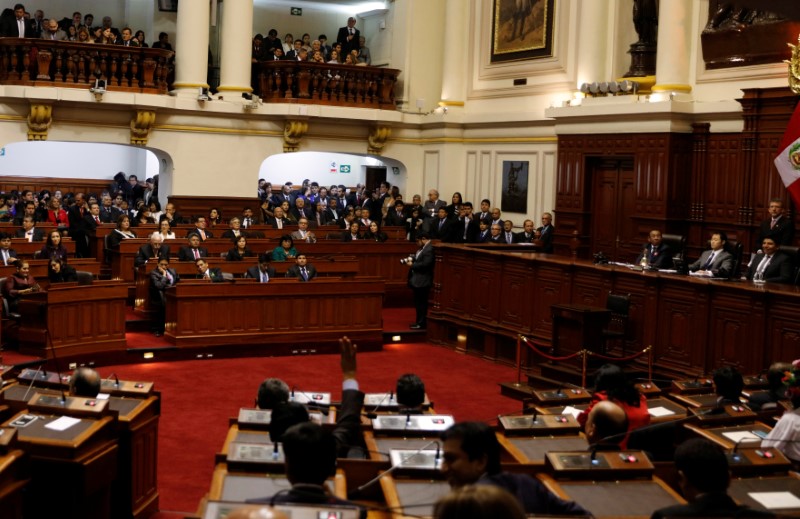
[2,4,35,38]
[245,254,276,283]
[336,16,361,56]
[689,231,734,278]
[747,237,794,284]
[241,207,258,229]
[404,232,434,329]
[150,257,180,336]
[188,216,213,241]
[15,216,44,242]
[291,218,317,243]
[222,217,245,241]
[195,258,224,282]
[514,219,536,244]
[178,233,208,261]
[40,19,66,41]
[0,233,19,266]
[135,232,171,268]
[757,198,795,248]
[476,220,491,243]
[503,220,515,244]
[286,254,317,282]
[118,27,140,47]
[269,207,290,229]
[634,230,673,269]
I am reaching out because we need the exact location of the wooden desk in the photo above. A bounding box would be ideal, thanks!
[551,304,610,358]
[17,282,128,359]
[428,244,800,377]
[380,475,450,519]
[8,237,75,257]
[0,427,26,519]
[0,258,101,280]
[165,279,384,351]
[3,411,118,519]
[498,434,588,464]
[729,473,800,514]
[133,259,360,319]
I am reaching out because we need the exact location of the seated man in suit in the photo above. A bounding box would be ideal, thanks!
[286,254,316,281]
[476,219,492,243]
[16,216,45,242]
[178,233,208,261]
[502,220,515,244]
[187,216,213,241]
[440,422,588,516]
[241,207,259,228]
[488,223,504,243]
[290,197,313,222]
[689,231,734,278]
[747,237,794,283]
[291,217,317,243]
[651,438,774,518]
[713,365,744,407]
[149,256,179,336]
[268,206,291,229]
[584,400,628,449]
[256,378,290,410]
[384,199,407,227]
[69,367,101,397]
[0,232,19,266]
[514,219,535,243]
[221,217,246,241]
[245,253,276,283]
[195,258,224,282]
[634,229,672,269]
[135,232,171,268]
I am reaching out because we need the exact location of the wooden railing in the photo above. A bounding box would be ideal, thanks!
[0,38,173,94]
[257,60,399,110]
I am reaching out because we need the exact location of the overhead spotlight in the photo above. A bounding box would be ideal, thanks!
[608,82,620,95]
[197,87,210,102]
[588,82,599,96]
[580,83,590,95]
[598,82,609,95]
[89,79,106,100]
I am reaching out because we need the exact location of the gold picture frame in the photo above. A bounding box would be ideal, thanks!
[491,0,556,63]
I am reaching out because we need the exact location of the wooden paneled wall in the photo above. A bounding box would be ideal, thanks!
[554,87,800,263]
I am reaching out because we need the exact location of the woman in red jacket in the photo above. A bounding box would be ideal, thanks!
[578,363,650,448]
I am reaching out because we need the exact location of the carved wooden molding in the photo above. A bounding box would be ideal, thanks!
[130,110,156,146]
[27,104,52,141]
[283,120,308,152]
[368,125,392,155]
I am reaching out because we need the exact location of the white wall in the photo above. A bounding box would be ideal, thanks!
[259,152,406,191]
[0,141,159,180]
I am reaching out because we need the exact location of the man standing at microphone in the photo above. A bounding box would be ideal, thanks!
[404,232,434,330]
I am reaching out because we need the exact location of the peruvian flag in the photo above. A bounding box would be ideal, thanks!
[774,102,800,208]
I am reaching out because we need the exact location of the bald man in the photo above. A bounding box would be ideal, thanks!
[585,400,628,448]
[70,367,101,397]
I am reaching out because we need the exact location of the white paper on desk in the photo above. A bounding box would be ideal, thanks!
[689,271,712,277]
[648,406,674,417]
[722,431,761,443]
[562,406,582,418]
[96,393,110,400]
[45,416,80,431]
[748,491,800,509]
[659,269,678,273]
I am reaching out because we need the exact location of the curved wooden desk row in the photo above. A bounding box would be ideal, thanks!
[428,244,800,377]
[0,258,101,279]
[15,278,385,363]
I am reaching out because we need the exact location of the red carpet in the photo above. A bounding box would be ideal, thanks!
[100,342,519,516]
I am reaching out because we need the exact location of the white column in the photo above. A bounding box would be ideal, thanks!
[576,0,610,87]
[218,0,254,97]
[439,0,466,108]
[172,0,211,97]
[652,0,692,94]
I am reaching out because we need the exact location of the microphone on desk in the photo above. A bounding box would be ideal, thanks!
[290,387,330,416]
[272,441,280,460]
[365,391,393,419]
[356,439,441,493]
[22,364,42,402]
[45,329,67,404]
[104,372,120,388]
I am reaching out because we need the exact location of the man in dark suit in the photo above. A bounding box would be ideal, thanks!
[422,189,447,220]
[240,207,259,228]
[286,254,317,281]
[1,4,36,38]
[689,231,734,278]
[221,217,246,241]
[12,201,38,226]
[404,232,434,329]
[149,257,179,336]
[384,200,407,227]
[15,216,45,242]
[68,193,92,258]
[336,17,361,57]
[757,198,795,247]
[267,206,291,229]
[40,19,67,41]
[476,220,492,243]
[0,233,19,266]
[431,207,456,242]
[99,195,120,223]
[634,229,672,269]
[501,220,516,244]
[323,198,342,226]
[535,212,555,253]
[651,438,773,518]
[135,233,171,268]
[454,203,479,243]
[488,223,504,243]
[195,258,224,282]
[245,254,277,283]
[178,233,208,261]
[747,237,794,283]
[290,197,313,222]
[272,183,295,207]
[285,39,303,60]
[187,216,213,241]
[514,219,536,243]
[118,27,140,47]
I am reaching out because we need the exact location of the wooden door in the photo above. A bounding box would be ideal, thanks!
[590,158,636,262]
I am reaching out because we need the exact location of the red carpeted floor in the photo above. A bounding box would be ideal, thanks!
[3,309,522,517]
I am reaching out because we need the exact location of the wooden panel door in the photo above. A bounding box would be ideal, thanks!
[590,158,636,262]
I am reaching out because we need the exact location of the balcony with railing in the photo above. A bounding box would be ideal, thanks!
[0,38,173,94]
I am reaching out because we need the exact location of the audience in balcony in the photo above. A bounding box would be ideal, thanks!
[151,32,172,51]
[0,4,35,38]
[134,30,148,47]
[41,18,66,40]
[119,27,139,47]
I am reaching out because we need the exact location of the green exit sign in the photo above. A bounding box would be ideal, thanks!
[340,165,351,173]
[290,7,302,15]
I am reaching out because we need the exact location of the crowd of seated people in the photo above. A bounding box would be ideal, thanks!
[0,4,176,51]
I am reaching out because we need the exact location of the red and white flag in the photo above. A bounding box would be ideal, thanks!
[774,101,800,208]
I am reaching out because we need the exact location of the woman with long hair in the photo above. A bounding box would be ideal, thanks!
[39,229,69,262]
[226,235,253,261]
[158,218,176,240]
[107,214,137,248]
[364,221,387,242]
[48,258,78,283]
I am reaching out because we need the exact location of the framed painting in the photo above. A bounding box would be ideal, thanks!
[158,0,178,13]
[501,161,528,213]
[491,0,556,63]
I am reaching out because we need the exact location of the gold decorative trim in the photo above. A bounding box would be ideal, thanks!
[283,120,309,152]
[130,110,156,146]
[171,82,210,89]
[0,115,26,122]
[392,136,558,145]
[217,85,254,93]
[651,83,692,93]
[367,125,392,155]
[438,100,465,107]
[153,124,282,137]
[27,104,52,141]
